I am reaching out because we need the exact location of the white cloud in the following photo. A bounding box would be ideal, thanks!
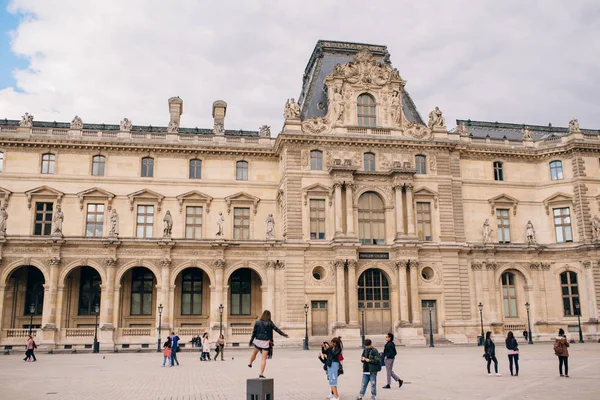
[1,0,600,131]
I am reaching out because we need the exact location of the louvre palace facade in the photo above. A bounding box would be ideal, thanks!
[0,40,599,350]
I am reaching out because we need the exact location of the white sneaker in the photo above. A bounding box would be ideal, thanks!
[327,395,333,399]
[488,373,492,376]
[495,373,501,376]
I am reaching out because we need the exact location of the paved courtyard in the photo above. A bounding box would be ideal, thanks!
[0,343,599,399]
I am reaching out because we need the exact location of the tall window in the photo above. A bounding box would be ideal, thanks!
[233,207,250,239]
[181,268,203,315]
[230,268,251,315]
[92,155,105,176]
[310,150,323,171]
[34,202,53,236]
[501,272,518,318]
[550,160,563,180]
[85,203,105,237]
[357,93,376,128]
[416,202,432,241]
[78,267,101,315]
[560,271,579,316]
[41,153,55,174]
[189,159,202,179]
[24,267,44,315]
[136,205,154,238]
[185,206,203,239]
[141,157,154,177]
[130,268,154,315]
[236,161,248,181]
[358,268,390,309]
[497,209,510,243]
[415,155,427,175]
[493,161,503,181]
[310,199,326,240]
[0,152,4,173]
[358,192,385,245]
[553,207,573,243]
[364,152,375,171]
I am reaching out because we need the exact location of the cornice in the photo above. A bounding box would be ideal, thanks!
[457,140,600,160]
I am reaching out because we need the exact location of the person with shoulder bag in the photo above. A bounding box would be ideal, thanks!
[555,328,570,377]
[321,336,343,400]
[382,332,403,389]
[248,310,288,379]
[161,337,172,367]
[357,338,381,400]
[169,332,180,366]
[483,331,500,376]
[505,331,519,376]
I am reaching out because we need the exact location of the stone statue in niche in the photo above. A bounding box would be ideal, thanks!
[163,210,173,237]
[483,218,492,243]
[284,98,301,120]
[70,115,83,130]
[389,90,402,126]
[0,204,7,235]
[591,215,600,241]
[427,107,445,129]
[265,213,275,240]
[52,205,64,236]
[108,208,119,237]
[526,220,536,245]
[569,118,580,133]
[328,86,344,124]
[120,118,132,132]
[215,212,225,238]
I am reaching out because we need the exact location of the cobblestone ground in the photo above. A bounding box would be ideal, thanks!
[1,343,599,399]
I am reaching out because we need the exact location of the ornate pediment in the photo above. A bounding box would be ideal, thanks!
[224,192,260,214]
[330,49,405,89]
[76,187,115,210]
[543,192,574,215]
[0,186,12,206]
[488,193,519,216]
[302,183,333,206]
[127,189,165,212]
[413,187,439,209]
[24,186,64,209]
[176,190,213,214]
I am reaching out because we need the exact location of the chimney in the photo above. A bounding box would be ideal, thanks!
[168,97,183,126]
[212,100,227,135]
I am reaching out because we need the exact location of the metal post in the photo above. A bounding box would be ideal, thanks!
[576,303,584,343]
[219,304,224,336]
[428,302,434,348]
[157,303,163,352]
[525,302,533,344]
[478,302,484,347]
[303,303,309,350]
[93,303,99,353]
[361,309,366,349]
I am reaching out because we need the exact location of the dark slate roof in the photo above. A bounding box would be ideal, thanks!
[455,119,600,142]
[298,40,424,125]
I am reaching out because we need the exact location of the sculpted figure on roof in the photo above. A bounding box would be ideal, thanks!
[331,49,396,87]
[167,120,179,133]
[70,115,83,130]
[259,125,271,137]
[284,98,301,120]
[120,118,132,132]
[568,118,580,133]
[522,126,533,140]
[20,112,34,128]
[428,106,445,129]
[327,86,344,124]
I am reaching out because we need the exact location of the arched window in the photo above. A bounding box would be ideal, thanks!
[310,150,323,171]
[358,268,390,309]
[92,155,105,176]
[236,160,248,181]
[0,151,4,173]
[501,272,517,317]
[415,155,427,174]
[141,157,154,177]
[493,161,503,181]
[41,153,55,174]
[130,267,154,315]
[230,268,251,315]
[364,152,375,171]
[358,192,385,245]
[550,160,563,181]
[181,268,203,315]
[357,94,376,128]
[78,267,101,315]
[560,271,579,316]
[189,159,202,179]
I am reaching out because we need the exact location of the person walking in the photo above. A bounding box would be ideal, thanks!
[318,341,335,399]
[321,336,343,400]
[382,333,403,389]
[201,332,211,361]
[484,331,500,376]
[505,331,519,376]
[169,332,180,366]
[24,335,37,362]
[358,338,381,400]
[161,337,172,367]
[555,328,570,377]
[215,334,225,361]
[248,310,289,379]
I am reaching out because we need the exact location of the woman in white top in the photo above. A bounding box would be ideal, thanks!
[201,333,211,361]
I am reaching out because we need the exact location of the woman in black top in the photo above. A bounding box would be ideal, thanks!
[382,332,403,388]
[248,310,288,378]
[484,331,500,376]
[505,331,519,376]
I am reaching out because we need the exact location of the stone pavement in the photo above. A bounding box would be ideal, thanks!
[1,343,599,399]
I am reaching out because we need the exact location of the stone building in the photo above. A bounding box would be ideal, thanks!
[0,40,599,350]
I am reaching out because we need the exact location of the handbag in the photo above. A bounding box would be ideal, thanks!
[338,362,344,376]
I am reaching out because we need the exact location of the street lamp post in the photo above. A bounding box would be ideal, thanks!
[303,304,309,350]
[361,309,366,348]
[478,302,484,346]
[28,303,35,337]
[219,304,224,336]
[428,302,435,348]
[575,302,584,343]
[525,302,533,344]
[93,303,100,353]
[156,303,163,352]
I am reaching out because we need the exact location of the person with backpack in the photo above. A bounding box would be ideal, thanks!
[505,331,519,376]
[382,332,403,389]
[169,332,180,366]
[555,328,570,377]
[24,335,37,362]
[161,337,172,367]
[484,331,500,376]
[248,310,289,379]
[358,338,381,400]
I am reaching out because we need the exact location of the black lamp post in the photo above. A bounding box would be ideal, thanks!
[219,304,224,336]
[575,302,584,343]
[156,303,163,352]
[93,303,100,353]
[525,302,533,344]
[28,303,35,336]
[478,302,484,346]
[303,303,309,350]
[361,309,366,348]
[428,301,435,348]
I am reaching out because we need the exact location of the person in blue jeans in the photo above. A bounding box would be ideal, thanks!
[358,339,381,400]
[170,332,180,366]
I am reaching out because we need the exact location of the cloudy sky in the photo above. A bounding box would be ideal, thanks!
[1,0,599,132]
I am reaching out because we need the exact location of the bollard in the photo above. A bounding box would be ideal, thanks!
[247,378,274,400]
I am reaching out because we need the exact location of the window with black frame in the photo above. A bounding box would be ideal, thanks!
[230,269,251,315]
[78,267,101,315]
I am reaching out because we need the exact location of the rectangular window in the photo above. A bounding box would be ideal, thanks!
[493,161,503,181]
[181,270,202,315]
[141,158,154,177]
[131,269,153,316]
[189,159,202,179]
[185,206,203,239]
[92,156,105,176]
[85,203,105,237]
[78,267,101,315]
[34,202,53,236]
[230,269,251,315]
[416,202,432,241]
[550,161,563,181]
[136,205,154,238]
[553,207,573,243]
[233,207,250,240]
[496,209,511,243]
[310,199,326,240]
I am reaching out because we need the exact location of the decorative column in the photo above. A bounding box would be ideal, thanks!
[583,261,598,320]
[395,260,409,323]
[405,185,416,236]
[0,285,6,333]
[409,260,421,325]
[42,257,61,329]
[334,259,346,326]
[159,259,171,328]
[334,183,343,236]
[100,258,116,327]
[394,184,405,239]
[347,260,358,326]
[486,262,499,322]
[266,261,276,318]
[213,259,225,322]
[345,183,355,236]
[112,285,121,329]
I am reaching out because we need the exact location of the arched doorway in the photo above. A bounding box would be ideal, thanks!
[118,267,157,334]
[228,268,262,325]
[61,266,102,329]
[2,266,45,336]
[173,268,211,337]
[358,268,391,334]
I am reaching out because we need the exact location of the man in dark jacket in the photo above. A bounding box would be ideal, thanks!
[358,338,380,400]
[382,333,403,389]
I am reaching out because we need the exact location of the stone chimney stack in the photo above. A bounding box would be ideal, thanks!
[168,97,183,126]
[212,100,227,135]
